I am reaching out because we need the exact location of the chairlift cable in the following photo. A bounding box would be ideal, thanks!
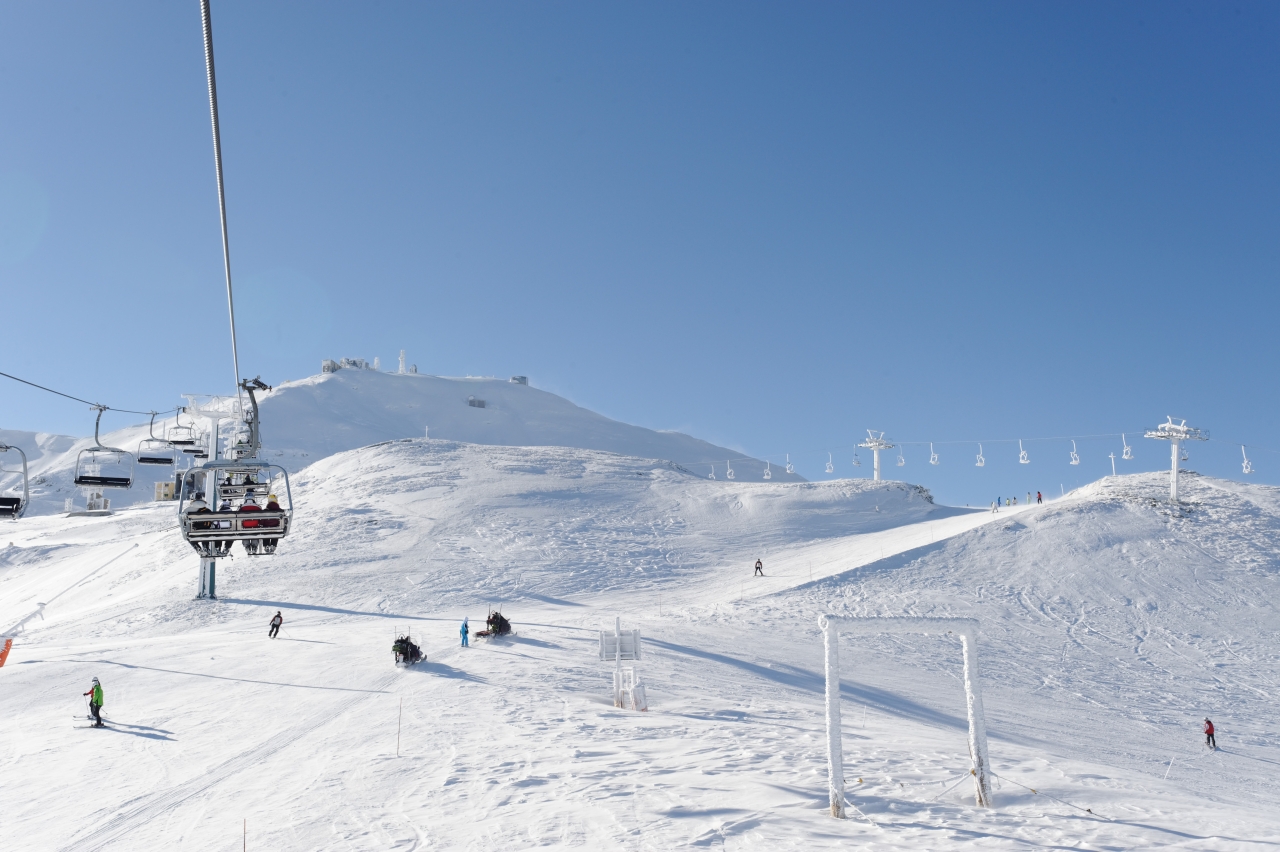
[0,370,179,417]
[199,0,245,416]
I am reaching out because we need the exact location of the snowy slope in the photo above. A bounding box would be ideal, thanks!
[1,445,1278,850]
[0,369,800,517]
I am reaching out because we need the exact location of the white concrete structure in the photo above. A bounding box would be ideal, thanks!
[1144,417,1208,502]
[820,615,993,817]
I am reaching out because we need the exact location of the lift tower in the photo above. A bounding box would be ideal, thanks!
[858,431,895,482]
[1144,417,1208,503]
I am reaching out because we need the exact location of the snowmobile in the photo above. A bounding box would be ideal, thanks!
[392,632,423,665]
[476,609,512,639]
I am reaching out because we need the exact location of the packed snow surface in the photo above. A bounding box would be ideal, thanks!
[1,436,1278,849]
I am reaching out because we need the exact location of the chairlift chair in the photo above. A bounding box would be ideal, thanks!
[975,444,985,467]
[896,448,905,467]
[763,461,772,480]
[1069,441,1080,466]
[167,410,198,446]
[929,443,939,465]
[1242,446,1254,474]
[852,452,861,467]
[1180,446,1190,462]
[137,413,175,466]
[825,453,834,474]
[726,460,735,480]
[785,454,795,475]
[708,466,715,480]
[0,444,30,519]
[1019,440,1030,465]
[179,460,293,557]
[74,406,135,489]
[177,379,292,556]
[1121,434,1133,461]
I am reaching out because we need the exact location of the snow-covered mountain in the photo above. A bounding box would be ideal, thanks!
[0,368,801,516]
[2,425,1276,850]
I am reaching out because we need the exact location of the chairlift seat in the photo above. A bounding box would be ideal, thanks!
[74,474,133,488]
[0,497,22,517]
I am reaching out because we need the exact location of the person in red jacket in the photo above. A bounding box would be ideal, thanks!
[1203,718,1216,749]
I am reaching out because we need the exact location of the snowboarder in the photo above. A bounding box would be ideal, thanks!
[83,677,104,727]
[268,611,283,638]
[1037,491,1043,504]
[754,559,764,577]
[460,617,469,647]
[1204,718,1216,749]
[990,501,998,513]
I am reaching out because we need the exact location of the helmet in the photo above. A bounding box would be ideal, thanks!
[92,677,99,684]
[267,494,277,501]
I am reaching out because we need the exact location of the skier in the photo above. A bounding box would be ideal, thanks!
[460,617,469,647]
[990,501,998,514]
[268,611,283,639]
[1037,491,1043,504]
[83,677,104,727]
[1204,718,1216,750]
[754,559,764,577]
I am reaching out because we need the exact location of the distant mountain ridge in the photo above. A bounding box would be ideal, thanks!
[0,369,802,515]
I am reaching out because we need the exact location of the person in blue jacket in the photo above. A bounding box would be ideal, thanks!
[460,617,469,647]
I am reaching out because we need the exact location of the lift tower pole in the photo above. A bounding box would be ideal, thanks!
[858,431,895,482]
[1144,417,1208,503]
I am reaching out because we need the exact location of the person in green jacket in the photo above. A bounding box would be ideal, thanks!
[83,677,104,727]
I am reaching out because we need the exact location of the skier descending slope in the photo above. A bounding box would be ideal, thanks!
[1204,718,1216,750]
[268,611,283,639]
[82,678,104,727]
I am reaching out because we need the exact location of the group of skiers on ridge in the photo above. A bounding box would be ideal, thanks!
[991,492,1044,513]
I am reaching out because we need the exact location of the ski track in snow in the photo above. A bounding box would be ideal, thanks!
[1,438,1278,850]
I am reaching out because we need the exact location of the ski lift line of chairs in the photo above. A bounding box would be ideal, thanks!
[1242,446,1254,474]
[976,444,985,467]
[74,405,135,489]
[178,460,293,557]
[137,412,176,466]
[0,443,30,519]
[1069,440,1081,466]
[929,443,939,465]
[1122,434,1133,461]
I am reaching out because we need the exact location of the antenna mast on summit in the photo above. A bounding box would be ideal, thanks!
[858,431,895,482]
[1144,417,1208,502]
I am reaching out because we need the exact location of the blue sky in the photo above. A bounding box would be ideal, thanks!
[1,2,1276,504]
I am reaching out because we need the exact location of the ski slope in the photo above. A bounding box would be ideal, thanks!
[1,436,1278,850]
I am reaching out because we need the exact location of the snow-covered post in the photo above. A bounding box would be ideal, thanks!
[821,616,846,818]
[958,626,992,807]
[1169,438,1181,502]
[614,616,623,708]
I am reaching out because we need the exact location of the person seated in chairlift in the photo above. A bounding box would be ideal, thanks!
[219,500,233,512]
[240,497,262,528]
[186,496,210,514]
